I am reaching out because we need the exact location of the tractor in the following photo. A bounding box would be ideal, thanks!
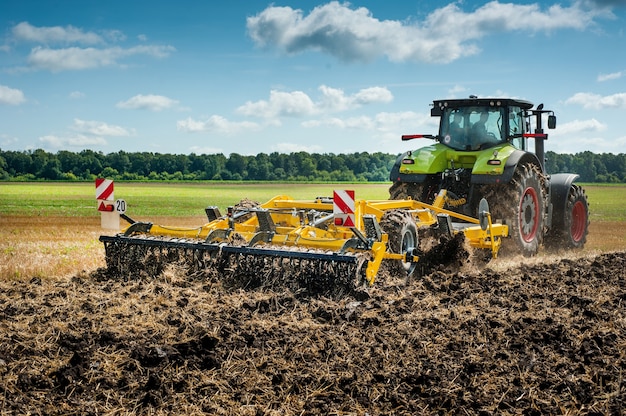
[389,96,589,256]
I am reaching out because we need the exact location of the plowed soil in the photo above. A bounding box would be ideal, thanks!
[1,251,625,415]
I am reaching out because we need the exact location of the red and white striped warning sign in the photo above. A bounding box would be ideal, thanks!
[95,178,120,230]
[95,178,114,201]
[333,190,355,227]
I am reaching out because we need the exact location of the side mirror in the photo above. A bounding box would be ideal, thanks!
[547,114,556,129]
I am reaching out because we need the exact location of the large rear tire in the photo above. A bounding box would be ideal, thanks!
[486,163,547,256]
[546,184,589,249]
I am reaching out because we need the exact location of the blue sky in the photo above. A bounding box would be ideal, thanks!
[1,0,626,156]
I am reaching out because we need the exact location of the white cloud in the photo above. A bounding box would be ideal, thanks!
[301,109,439,154]
[70,119,133,136]
[302,115,376,130]
[247,1,608,64]
[237,90,317,118]
[36,118,133,150]
[39,134,108,149]
[597,71,623,82]
[116,94,179,111]
[177,115,261,134]
[237,85,393,118]
[0,85,26,105]
[224,84,394,144]
[547,118,614,153]
[302,110,436,140]
[551,118,607,136]
[12,22,104,45]
[448,84,468,97]
[353,86,394,104]
[318,85,392,112]
[10,22,174,72]
[306,109,429,126]
[26,45,175,72]
[30,117,135,150]
[176,117,208,132]
[12,22,126,46]
[426,1,605,33]
[565,92,626,109]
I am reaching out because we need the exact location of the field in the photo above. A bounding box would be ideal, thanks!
[1,182,625,414]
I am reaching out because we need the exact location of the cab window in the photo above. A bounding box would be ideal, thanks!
[441,110,468,150]
[508,106,524,150]
[467,107,505,150]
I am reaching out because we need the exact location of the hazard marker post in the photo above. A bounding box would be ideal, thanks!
[95,178,119,230]
[333,190,356,227]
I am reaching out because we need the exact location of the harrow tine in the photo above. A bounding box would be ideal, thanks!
[99,235,365,297]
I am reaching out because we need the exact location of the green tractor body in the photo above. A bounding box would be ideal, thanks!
[389,97,589,256]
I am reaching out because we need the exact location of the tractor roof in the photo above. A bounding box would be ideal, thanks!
[432,97,535,110]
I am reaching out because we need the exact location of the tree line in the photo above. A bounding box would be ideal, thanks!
[0,148,625,183]
[0,149,393,182]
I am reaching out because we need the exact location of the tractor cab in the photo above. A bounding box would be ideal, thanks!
[436,98,532,152]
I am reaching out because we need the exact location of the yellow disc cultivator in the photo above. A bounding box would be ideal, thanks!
[99,190,507,295]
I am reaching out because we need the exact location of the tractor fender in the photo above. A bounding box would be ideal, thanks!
[389,151,408,182]
[471,149,543,184]
[389,151,427,183]
[547,173,580,230]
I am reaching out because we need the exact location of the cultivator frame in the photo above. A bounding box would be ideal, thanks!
[99,191,508,291]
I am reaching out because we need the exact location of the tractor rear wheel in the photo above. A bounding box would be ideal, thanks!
[487,163,547,256]
[546,184,589,249]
